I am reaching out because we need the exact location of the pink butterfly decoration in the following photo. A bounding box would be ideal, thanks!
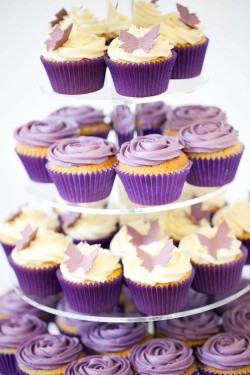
[59,212,81,229]
[45,24,73,51]
[16,225,38,251]
[64,243,100,274]
[188,203,211,224]
[119,24,160,54]
[137,239,175,272]
[126,221,159,246]
[197,221,233,259]
[177,3,200,29]
[50,8,68,27]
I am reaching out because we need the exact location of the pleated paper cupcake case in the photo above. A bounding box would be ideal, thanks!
[16,152,52,183]
[0,352,19,375]
[0,241,14,259]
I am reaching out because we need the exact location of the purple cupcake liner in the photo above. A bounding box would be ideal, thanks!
[116,162,192,206]
[191,246,247,295]
[198,366,249,375]
[41,55,107,95]
[16,152,52,183]
[125,269,195,315]
[57,270,123,313]
[46,166,116,203]
[137,127,163,137]
[241,238,250,265]
[116,130,135,147]
[186,149,244,187]
[171,38,209,79]
[1,241,14,259]
[79,129,110,140]
[105,52,177,97]
[9,256,61,297]
[0,352,19,375]
[72,231,117,249]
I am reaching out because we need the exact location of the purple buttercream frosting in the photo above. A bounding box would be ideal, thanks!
[0,315,47,349]
[0,290,40,317]
[14,118,79,147]
[16,334,82,370]
[81,322,148,353]
[47,136,118,167]
[196,333,250,370]
[222,302,250,335]
[167,105,227,131]
[156,311,220,342]
[64,355,133,375]
[48,106,105,128]
[136,102,170,131]
[111,105,135,134]
[129,338,194,375]
[178,121,239,153]
[118,134,183,166]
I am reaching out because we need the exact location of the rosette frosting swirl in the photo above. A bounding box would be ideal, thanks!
[111,105,135,134]
[168,105,227,131]
[65,355,133,375]
[196,333,250,370]
[47,136,118,167]
[222,302,250,335]
[16,334,82,370]
[129,338,194,375]
[0,315,47,349]
[118,134,183,166]
[48,106,105,128]
[81,322,148,353]
[14,119,79,147]
[178,122,238,153]
[136,102,170,131]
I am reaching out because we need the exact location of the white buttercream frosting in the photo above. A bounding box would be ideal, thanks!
[179,226,242,265]
[11,227,70,266]
[123,241,192,285]
[165,209,204,242]
[107,3,131,33]
[62,7,107,35]
[133,1,162,28]
[60,242,121,283]
[181,185,226,211]
[107,24,173,63]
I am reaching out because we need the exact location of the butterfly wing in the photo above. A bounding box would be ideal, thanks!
[214,221,233,250]
[144,220,159,244]
[64,243,83,273]
[126,225,143,246]
[152,239,174,266]
[119,30,139,54]
[139,25,160,53]
[81,244,100,274]
[137,247,155,272]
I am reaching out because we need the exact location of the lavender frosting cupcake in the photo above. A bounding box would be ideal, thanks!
[46,136,118,203]
[196,333,250,375]
[222,302,250,336]
[111,105,135,146]
[136,101,171,136]
[116,134,192,205]
[64,355,133,375]
[178,122,244,186]
[14,118,78,182]
[130,338,197,375]
[16,334,82,375]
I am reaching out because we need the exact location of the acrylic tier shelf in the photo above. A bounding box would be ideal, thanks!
[13,266,250,323]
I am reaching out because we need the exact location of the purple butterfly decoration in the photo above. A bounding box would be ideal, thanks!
[188,203,211,224]
[119,24,160,54]
[50,8,68,27]
[137,239,175,272]
[45,24,73,51]
[64,243,100,274]
[59,212,81,229]
[177,3,200,29]
[151,0,158,4]
[197,221,233,259]
[5,207,22,222]
[126,221,159,246]
[16,225,38,251]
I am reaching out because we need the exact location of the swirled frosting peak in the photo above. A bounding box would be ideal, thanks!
[47,136,118,167]
[196,333,250,370]
[130,338,194,375]
[48,106,105,127]
[118,134,183,166]
[65,355,133,375]
[178,122,238,153]
[111,105,135,134]
[16,334,82,370]
[222,302,250,335]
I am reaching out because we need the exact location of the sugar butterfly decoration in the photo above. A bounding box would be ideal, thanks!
[50,8,68,27]
[59,212,81,229]
[119,24,160,54]
[64,243,100,273]
[45,24,73,51]
[126,220,160,246]
[136,239,175,272]
[188,203,211,224]
[16,225,38,251]
[177,3,200,29]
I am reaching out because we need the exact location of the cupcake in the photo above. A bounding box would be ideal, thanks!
[196,333,250,375]
[222,302,250,336]
[14,118,79,183]
[130,338,197,375]
[116,134,192,205]
[155,311,220,347]
[167,105,227,136]
[105,24,176,97]
[9,226,70,296]
[0,315,47,375]
[111,105,135,146]
[16,334,83,375]
[179,222,247,294]
[0,204,59,258]
[132,0,162,28]
[123,239,194,315]
[64,355,133,375]
[60,212,117,248]
[106,2,131,43]
[135,101,171,136]
[46,136,118,203]
[81,322,149,357]
[161,4,209,78]
[57,242,123,313]
[178,122,244,187]
[41,23,107,95]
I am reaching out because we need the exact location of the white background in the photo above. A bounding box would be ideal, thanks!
[0,0,249,292]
